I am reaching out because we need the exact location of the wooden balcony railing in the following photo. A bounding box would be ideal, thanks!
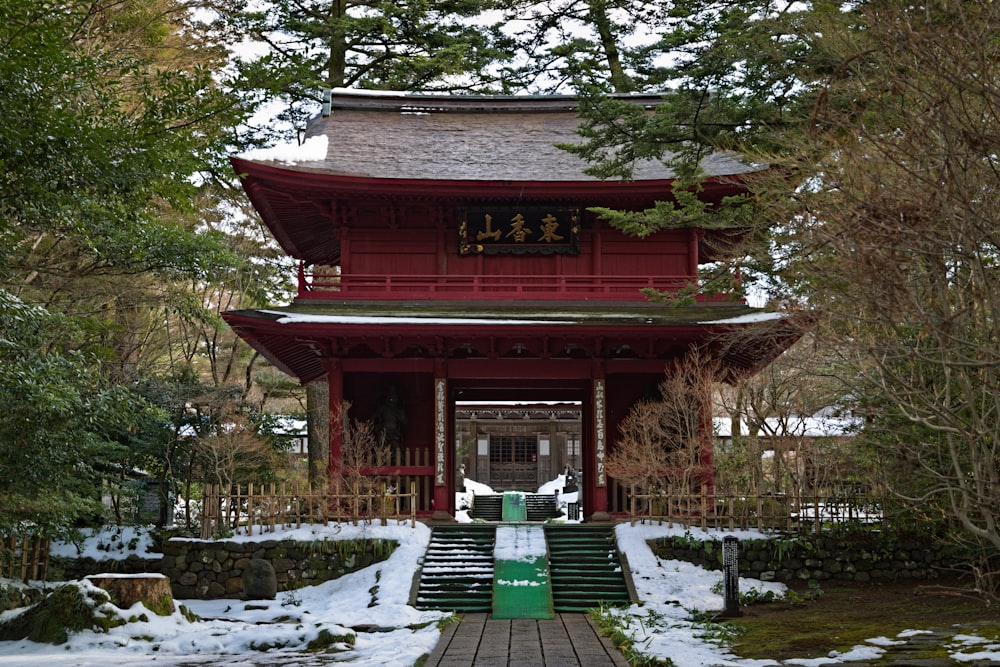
[297,266,708,302]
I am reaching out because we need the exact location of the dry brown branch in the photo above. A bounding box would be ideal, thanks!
[608,351,717,498]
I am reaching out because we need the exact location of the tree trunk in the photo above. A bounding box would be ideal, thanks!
[85,574,174,615]
[588,0,631,93]
[306,380,330,489]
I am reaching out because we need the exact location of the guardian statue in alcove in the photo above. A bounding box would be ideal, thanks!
[373,382,407,459]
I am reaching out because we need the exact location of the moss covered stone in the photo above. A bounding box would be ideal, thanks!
[0,583,124,644]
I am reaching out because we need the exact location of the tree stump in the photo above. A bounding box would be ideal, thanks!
[85,574,174,615]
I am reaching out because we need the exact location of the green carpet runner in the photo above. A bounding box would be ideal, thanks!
[491,525,554,619]
[501,491,527,521]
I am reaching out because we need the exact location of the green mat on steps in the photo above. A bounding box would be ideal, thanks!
[492,525,554,619]
[501,491,527,521]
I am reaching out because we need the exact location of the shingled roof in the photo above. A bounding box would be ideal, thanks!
[230,90,763,265]
[244,89,759,183]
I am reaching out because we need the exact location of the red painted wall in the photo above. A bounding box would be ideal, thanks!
[344,208,692,282]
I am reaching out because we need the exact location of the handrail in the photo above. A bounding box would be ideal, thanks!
[298,270,706,301]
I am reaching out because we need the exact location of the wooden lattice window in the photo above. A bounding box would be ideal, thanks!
[489,435,537,463]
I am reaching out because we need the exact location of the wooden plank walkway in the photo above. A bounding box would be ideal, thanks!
[424,613,630,667]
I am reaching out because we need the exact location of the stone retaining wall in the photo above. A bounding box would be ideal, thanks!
[649,533,967,582]
[159,538,396,599]
[52,554,160,582]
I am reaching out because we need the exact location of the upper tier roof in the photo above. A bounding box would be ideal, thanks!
[231,90,763,266]
[236,90,760,183]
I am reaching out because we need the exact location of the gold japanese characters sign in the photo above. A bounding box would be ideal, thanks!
[458,206,581,255]
[594,378,607,488]
[435,378,447,486]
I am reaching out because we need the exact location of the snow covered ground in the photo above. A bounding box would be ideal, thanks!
[1,479,998,666]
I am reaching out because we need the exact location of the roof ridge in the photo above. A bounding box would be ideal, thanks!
[323,88,665,114]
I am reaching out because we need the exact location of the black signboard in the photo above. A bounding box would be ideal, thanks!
[458,206,581,255]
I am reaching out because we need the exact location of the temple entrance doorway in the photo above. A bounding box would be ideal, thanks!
[451,381,587,506]
[455,400,582,493]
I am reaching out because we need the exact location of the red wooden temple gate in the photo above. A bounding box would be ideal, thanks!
[223,91,800,520]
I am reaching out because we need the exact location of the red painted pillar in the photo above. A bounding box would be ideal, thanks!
[431,366,453,520]
[589,360,611,521]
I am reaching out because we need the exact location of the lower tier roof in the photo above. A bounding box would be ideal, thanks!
[223,300,803,384]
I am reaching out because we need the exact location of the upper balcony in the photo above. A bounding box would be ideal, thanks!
[295,264,739,303]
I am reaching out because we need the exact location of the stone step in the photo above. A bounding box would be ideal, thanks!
[470,495,503,521]
[545,525,632,613]
[414,525,497,612]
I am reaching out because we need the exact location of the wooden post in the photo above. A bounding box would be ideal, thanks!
[19,536,28,582]
[30,537,41,581]
[701,486,708,531]
[411,481,417,527]
[629,483,636,526]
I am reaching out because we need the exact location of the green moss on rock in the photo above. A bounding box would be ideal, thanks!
[0,583,125,644]
[307,627,356,651]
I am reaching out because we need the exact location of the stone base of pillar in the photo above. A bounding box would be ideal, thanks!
[587,511,612,522]
[429,510,456,522]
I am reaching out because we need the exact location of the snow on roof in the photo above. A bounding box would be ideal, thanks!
[698,311,788,325]
[713,415,861,438]
[456,400,581,407]
[237,135,328,165]
[262,310,574,326]
[272,416,306,434]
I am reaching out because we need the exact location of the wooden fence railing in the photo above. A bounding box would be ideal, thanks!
[201,481,418,539]
[0,535,50,582]
[629,485,886,534]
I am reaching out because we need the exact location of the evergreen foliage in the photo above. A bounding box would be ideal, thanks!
[207,0,518,133]
[0,1,290,533]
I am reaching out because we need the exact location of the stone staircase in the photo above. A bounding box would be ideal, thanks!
[470,494,503,521]
[545,524,632,613]
[525,494,561,521]
[414,522,634,615]
[469,493,561,521]
[414,525,496,612]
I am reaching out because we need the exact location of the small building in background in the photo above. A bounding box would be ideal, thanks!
[455,402,582,492]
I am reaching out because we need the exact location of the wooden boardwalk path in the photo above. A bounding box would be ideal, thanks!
[424,613,630,667]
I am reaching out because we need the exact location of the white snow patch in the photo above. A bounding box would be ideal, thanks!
[50,526,159,560]
[3,517,993,666]
[699,312,787,325]
[866,636,906,646]
[238,134,328,164]
[496,579,543,587]
[262,310,574,326]
[494,525,547,562]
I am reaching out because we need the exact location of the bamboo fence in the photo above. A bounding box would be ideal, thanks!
[628,485,886,534]
[200,481,418,538]
[0,535,50,582]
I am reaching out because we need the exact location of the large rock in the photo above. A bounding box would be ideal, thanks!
[0,583,115,644]
[241,558,277,600]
